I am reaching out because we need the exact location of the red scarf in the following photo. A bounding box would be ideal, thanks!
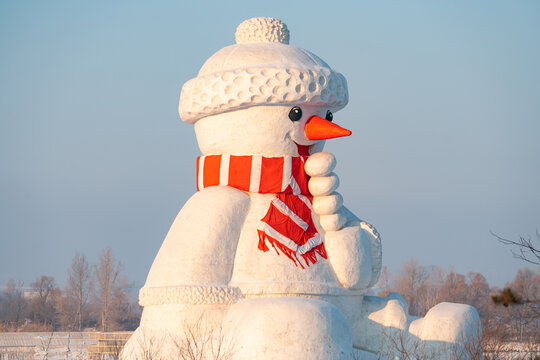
[196,155,327,269]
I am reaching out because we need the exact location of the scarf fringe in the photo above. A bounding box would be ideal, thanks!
[258,230,327,269]
[301,242,328,266]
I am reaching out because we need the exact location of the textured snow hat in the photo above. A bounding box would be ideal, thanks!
[179,17,349,124]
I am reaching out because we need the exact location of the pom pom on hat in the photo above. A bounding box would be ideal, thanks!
[235,17,290,44]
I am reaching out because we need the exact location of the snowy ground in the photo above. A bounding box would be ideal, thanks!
[0,332,91,360]
[353,346,540,360]
[484,342,540,360]
[1,333,538,360]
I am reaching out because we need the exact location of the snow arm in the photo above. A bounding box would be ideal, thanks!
[306,152,382,289]
[144,186,251,287]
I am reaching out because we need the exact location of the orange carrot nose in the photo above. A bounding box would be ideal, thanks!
[304,115,352,140]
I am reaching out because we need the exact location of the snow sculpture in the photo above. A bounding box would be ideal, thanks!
[121,17,481,360]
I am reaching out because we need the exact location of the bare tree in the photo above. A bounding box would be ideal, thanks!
[417,265,446,316]
[95,247,128,331]
[0,279,28,327]
[126,315,237,360]
[491,268,540,342]
[64,253,92,331]
[392,258,428,316]
[436,270,469,305]
[493,230,540,265]
[176,316,237,360]
[467,272,491,318]
[510,268,540,304]
[29,275,58,328]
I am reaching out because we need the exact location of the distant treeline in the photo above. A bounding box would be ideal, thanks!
[0,248,140,332]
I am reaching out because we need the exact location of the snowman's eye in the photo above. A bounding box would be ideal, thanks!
[288,106,302,122]
[325,110,333,122]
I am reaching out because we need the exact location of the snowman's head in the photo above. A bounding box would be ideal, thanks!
[179,17,350,157]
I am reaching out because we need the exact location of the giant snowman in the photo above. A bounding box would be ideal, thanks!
[122,17,480,360]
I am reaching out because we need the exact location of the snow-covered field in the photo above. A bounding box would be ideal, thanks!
[0,332,128,360]
[0,332,92,360]
[0,332,538,360]
[484,342,540,360]
[352,345,540,360]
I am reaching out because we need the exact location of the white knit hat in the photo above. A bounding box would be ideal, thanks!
[179,17,349,124]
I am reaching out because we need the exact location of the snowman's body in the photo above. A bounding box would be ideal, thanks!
[146,187,375,293]
[145,189,363,290]
[135,174,379,359]
[122,18,481,360]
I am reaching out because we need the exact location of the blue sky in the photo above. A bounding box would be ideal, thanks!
[1,0,539,290]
